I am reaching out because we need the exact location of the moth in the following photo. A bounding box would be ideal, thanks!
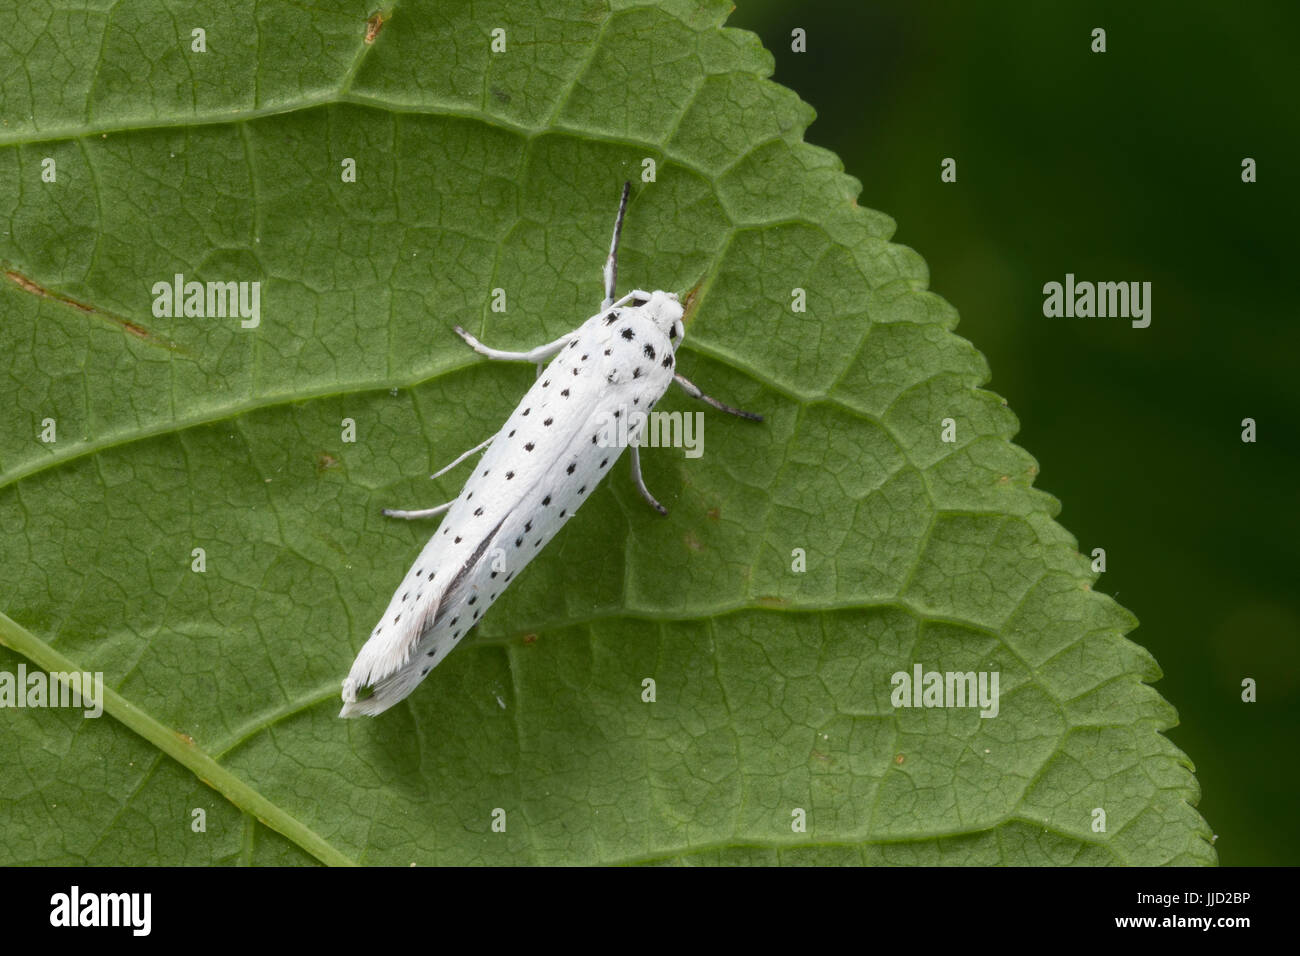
[340,183,761,716]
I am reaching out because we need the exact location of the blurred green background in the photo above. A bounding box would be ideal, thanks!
[728,0,1299,866]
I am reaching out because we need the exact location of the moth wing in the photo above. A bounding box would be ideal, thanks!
[339,516,507,716]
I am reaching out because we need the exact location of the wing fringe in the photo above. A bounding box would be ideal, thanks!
[340,516,507,717]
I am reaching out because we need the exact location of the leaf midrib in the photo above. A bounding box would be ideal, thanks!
[3,91,732,184]
[0,319,854,492]
[0,608,355,866]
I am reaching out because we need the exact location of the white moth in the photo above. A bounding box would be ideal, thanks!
[340,183,761,717]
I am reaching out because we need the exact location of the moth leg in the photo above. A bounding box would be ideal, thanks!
[673,372,764,422]
[629,444,668,517]
[430,434,494,480]
[602,181,632,310]
[382,500,454,520]
[390,432,496,515]
[454,326,573,370]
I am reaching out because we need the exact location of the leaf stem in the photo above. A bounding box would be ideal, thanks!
[0,610,355,867]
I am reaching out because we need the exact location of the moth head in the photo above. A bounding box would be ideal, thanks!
[638,290,684,348]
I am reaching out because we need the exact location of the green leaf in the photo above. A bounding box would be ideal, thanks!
[0,0,1213,865]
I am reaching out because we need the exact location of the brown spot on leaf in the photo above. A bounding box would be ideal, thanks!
[6,270,97,312]
[682,276,707,324]
[7,270,52,299]
[364,11,386,43]
[756,595,789,608]
[317,452,340,472]
[894,753,906,766]
[5,268,184,352]
[706,507,720,521]
[521,633,537,645]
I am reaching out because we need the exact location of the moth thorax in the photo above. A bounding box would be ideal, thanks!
[637,290,684,344]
